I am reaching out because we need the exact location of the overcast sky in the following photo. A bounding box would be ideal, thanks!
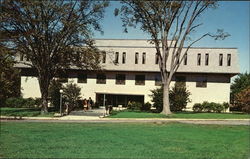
[94,1,250,74]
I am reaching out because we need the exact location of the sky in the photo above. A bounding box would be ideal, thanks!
[94,1,250,74]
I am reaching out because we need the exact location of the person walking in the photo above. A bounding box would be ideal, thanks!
[83,98,87,112]
[87,97,93,110]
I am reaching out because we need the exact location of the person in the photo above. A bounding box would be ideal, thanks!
[83,98,87,112]
[87,97,93,110]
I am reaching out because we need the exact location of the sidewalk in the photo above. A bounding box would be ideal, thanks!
[1,115,249,125]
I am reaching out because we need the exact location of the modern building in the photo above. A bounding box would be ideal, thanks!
[15,39,240,110]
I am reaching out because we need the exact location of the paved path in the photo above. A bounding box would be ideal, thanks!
[1,117,249,125]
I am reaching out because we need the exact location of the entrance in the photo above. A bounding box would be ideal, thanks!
[96,93,144,107]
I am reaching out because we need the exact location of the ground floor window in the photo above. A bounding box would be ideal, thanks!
[196,76,207,88]
[96,74,106,84]
[135,75,145,85]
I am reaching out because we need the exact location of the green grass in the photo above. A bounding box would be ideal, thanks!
[0,122,249,158]
[109,110,250,119]
[0,107,55,117]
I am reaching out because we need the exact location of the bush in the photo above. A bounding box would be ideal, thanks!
[193,101,229,113]
[150,83,191,112]
[127,102,142,111]
[169,83,191,112]
[5,97,39,108]
[192,103,203,112]
[49,79,62,111]
[62,82,81,114]
[234,87,250,113]
[141,102,151,111]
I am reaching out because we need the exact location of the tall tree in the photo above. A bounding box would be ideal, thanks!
[0,0,109,113]
[115,0,229,115]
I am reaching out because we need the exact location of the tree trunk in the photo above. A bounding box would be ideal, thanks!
[161,82,172,115]
[38,72,50,114]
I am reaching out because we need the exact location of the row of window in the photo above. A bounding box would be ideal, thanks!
[59,74,208,88]
[197,53,231,66]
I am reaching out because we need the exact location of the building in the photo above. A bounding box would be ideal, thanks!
[15,39,240,110]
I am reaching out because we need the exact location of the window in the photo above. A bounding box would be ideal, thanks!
[115,52,119,64]
[205,54,209,66]
[175,76,186,86]
[219,54,223,66]
[197,53,201,66]
[155,75,162,86]
[102,51,106,63]
[135,75,145,85]
[183,53,187,65]
[155,53,159,64]
[227,54,231,66]
[142,52,146,64]
[135,52,139,64]
[97,74,106,84]
[20,54,24,61]
[122,52,126,64]
[196,77,207,88]
[77,74,87,83]
[58,72,68,83]
[116,74,126,85]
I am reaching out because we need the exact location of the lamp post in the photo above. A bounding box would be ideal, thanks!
[59,89,63,117]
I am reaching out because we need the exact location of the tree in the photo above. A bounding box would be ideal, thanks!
[0,48,20,106]
[115,1,229,115]
[0,0,109,113]
[234,87,250,113]
[231,73,250,104]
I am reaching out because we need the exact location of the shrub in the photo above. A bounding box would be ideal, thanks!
[234,87,250,113]
[5,97,38,108]
[141,102,151,111]
[150,83,191,112]
[62,82,81,114]
[49,79,62,111]
[128,102,142,111]
[193,103,203,112]
[169,83,191,112]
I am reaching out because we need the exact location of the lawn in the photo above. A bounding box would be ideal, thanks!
[109,110,250,119]
[0,107,55,117]
[0,122,249,158]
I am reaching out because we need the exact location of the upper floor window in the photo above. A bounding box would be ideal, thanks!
[122,52,126,64]
[155,53,159,64]
[142,52,146,64]
[102,51,106,63]
[196,77,207,88]
[205,54,209,66]
[183,53,187,65]
[197,54,201,66]
[135,75,145,85]
[97,74,106,84]
[116,74,126,85]
[155,75,162,86]
[227,54,231,66]
[20,54,24,61]
[219,54,223,66]
[77,74,87,83]
[175,76,186,86]
[135,52,139,64]
[115,52,119,64]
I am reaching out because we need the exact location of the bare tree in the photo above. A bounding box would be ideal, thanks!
[115,0,230,115]
[0,0,109,113]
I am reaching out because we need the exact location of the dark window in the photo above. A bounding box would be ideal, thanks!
[102,51,106,63]
[20,54,24,61]
[175,76,186,86]
[142,52,146,64]
[58,77,68,83]
[205,54,209,66]
[155,76,162,86]
[116,74,126,85]
[196,77,207,88]
[135,75,145,85]
[115,52,119,64]
[77,74,87,83]
[122,52,126,64]
[135,52,139,64]
[197,53,201,66]
[219,54,223,66]
[155,53,159,64]
[184,53,187,65]
[227,54,231,66]
[97,74,106,84]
